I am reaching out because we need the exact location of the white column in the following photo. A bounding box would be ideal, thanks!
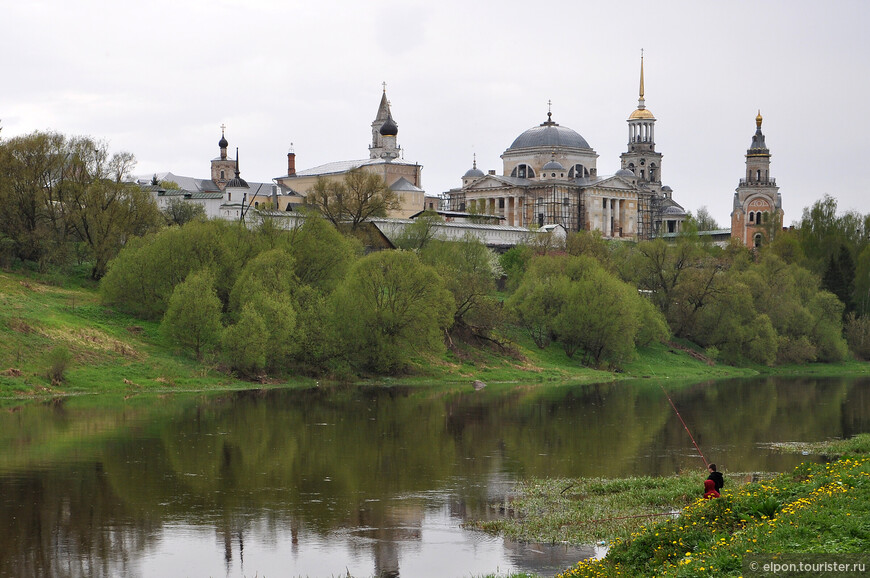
[605,199,612,236]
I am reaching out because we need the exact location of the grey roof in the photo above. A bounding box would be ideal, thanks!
[615,168,635,177]
[508,121,591,151]
[286,158,420,179]
[390,177,423,193]
[661,205,686,216]
[137,172,221,193]
[542,160,566,170]
[463,167,485,178]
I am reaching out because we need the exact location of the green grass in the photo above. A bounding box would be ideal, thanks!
[768,433,870,457]
[464,473,749,545]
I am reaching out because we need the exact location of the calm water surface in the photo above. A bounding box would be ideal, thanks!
[1,376,868,577]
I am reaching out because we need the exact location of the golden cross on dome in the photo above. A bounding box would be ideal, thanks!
[382,81,387,92]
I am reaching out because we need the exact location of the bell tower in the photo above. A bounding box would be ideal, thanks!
[731,112,783,247]
[620,51,663,190]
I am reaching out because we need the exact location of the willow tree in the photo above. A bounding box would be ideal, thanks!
[306,169,400,231]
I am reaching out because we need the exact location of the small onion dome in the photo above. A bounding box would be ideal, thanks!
[464,166,484,178]
[379,112,398,136]
[756,110,763,128]
[225,174,248,188]
[615,168,636,177]
[219,133,229,149]
[661,185,673,193]
[629,107,655,120]
[542,159,565,171]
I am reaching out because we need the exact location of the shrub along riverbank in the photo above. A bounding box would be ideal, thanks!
[471,435,870,578]
[0,268,866,398]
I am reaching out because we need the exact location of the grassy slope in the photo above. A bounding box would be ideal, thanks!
[0,269,866,397]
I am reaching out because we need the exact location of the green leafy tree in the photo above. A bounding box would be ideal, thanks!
[221,303,269,376]
[331,250,453,374]
[306,169,400,231]
[286,213,360,293]
[419,236,503,341]
[821,244,855,314]
[691,206,720,232]
[160,269,223,360]
[844,313,870,360]
[394,211,444,250]
[162,198,206,226]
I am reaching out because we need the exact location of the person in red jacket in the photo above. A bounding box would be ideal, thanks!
[703,479,720,499]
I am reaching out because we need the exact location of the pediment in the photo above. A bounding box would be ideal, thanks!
[583,175,638,191]
[465,175,524,191]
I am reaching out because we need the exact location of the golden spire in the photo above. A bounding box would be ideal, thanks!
[756,110,763,128]
[639,48,645,100]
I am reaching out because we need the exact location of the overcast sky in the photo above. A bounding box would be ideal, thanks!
[3,0,867,227]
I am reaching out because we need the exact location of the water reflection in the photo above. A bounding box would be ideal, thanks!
[0,376,867,577]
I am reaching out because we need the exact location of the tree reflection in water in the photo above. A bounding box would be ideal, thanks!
[0,377,867,577]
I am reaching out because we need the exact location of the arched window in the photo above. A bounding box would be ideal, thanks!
[754,233,763,248]
[756,169,761,181]
[568,164,587,178]
[749,211,755,224]
[649,163,656,181]
[220,170,225,179]
[511,164,535,179]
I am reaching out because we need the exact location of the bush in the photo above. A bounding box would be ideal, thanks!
[844,312,870,360]
[46,347,72,383]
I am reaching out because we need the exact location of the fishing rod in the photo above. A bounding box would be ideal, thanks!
[659,384,709,468]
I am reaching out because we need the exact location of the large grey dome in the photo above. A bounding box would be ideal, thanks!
[508,114,591,151]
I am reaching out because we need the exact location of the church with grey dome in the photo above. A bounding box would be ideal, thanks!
[446,55,685,239]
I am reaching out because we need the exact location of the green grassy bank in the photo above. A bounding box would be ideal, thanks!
[0,269,866,397]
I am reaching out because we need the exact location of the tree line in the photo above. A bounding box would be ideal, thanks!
[2,130,869,375]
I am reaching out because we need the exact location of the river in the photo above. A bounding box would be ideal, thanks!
[1,376,868,577]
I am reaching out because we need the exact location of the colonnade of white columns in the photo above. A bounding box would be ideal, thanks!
[467,196,525,227]
[629,122,655,144]
[602,197,626,237]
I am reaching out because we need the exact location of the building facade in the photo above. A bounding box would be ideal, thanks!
[730,112,782,247]
[274,89,425,219]
[444,56,685,239]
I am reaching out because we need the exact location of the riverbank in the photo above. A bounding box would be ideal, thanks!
[0,269,866,397]
[471,435,870,578]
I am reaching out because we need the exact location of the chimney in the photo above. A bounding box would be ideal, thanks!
[488,169,496,175]
[287,151,296,176]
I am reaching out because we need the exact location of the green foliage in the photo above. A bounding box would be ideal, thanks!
[221,303,268,376]
[822,244,856,314]
[844,312,870,360]
[160,269,223,360]
[228,248,298,316]
[161,198,206,226]
[394,211,444,250]
[0,131,162,276]
[690,205,720,232]
[331,250,453,374]
[101,219,260,319]
[286,213,359,293]
[419,236,503,339]
[45,347,72,383]
[508,255,666,366]
[227,248,298,370]
[499,244,533,291]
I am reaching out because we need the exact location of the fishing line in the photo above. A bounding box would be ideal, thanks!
[659,384,709,468]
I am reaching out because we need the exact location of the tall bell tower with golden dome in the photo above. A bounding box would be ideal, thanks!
[620,51,663,191]
[731,111,782,247]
